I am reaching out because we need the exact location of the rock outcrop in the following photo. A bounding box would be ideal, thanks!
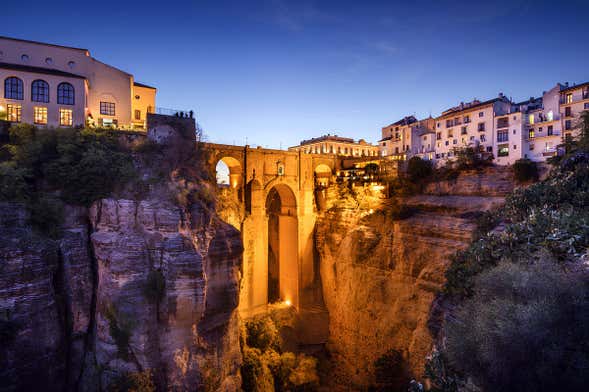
[0,195,243,391]
[315,174,509,388]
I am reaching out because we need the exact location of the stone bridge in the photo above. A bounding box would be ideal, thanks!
[201,142,340,318]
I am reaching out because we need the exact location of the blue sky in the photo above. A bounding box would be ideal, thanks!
[4,0,589,148]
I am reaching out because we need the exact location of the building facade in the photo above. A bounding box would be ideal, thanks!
[289,134,379,157]
[379,116,436,161]
[0,36,156,129]
[379,81,589,166]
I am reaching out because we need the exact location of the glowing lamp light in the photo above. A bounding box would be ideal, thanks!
[284,299,292,306]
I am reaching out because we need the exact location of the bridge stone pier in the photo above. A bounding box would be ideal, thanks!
[202,143,339,322]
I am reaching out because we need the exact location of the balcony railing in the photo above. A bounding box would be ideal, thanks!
[152,107,196,118]
[560,93,589,104]
[527,114,560,125]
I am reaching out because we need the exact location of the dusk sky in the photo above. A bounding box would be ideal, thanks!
[4,0,589,148]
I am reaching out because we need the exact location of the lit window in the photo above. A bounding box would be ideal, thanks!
[135,109,141,120]
[547,110,553,121]
[31,80,50,102]
[528,130,535,139]
[7,104,21,122]
[60,109,73,126]
[100,101,115,116]
[4,77,23,100]
[528,114,534,124]
[57,83,75,105]
[497,144,509,157]
[566,93,572,104]
[34,107,48,124]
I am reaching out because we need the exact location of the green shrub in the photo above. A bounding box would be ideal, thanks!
[406,156,433,183]
[143,269,166,303]
[512,158,538,183]
[245,317,279,352]
[445,261,589,392]
[0,163,29,201]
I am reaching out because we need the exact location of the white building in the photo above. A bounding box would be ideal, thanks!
[289,134,379,157]
[0,35,156,129]
[379,116,436,161]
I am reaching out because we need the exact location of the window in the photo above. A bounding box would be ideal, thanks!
[513,145,517,150]
[513,129,516,134]
[528,130,535,139]
[528,114,534,124]
[548,125,553,136]
[538,127,542,133]
[529,143,535,151]
[57,83,75,105]
[60,109,73,126]
[498,144,509,157]
[585,103,589,110]
[470,136,475,141]
[497,130,509,142]
[565,120,572,130]
[6,104,21,122]
[566,93,572,104]
[437,122,440,128]
[464,115,470,123]
[31,79,50,102]
[445,141,449,146]
[453,139,457,144]
[100,101,116,116]
[480,134,486,142]
[486,146,493,152]
[447,130,453,138]
[477,122,485,132]
[547,110,553,121]
[436,132,441,140]
[479,111,484,117]
[497,117,509,128]
[565,106,572,117]
[461,126,467,135]
[34,107,47,124]
[4,77,23,100]
[446,119,453,127]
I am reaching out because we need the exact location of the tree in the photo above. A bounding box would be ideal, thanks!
[445,261,589,392]
[406,156,433,182]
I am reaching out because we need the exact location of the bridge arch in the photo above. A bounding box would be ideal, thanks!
[265,183,299,306]
[216,156,242,188]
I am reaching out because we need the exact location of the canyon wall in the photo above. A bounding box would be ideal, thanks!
[0,196,243,391]
[315,174,511,388]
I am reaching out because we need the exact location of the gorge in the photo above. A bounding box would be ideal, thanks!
[2,116,589,392]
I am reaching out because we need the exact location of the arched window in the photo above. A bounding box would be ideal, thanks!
[4,77,23,100]
[57,82,75,105]
[31,79,49,102]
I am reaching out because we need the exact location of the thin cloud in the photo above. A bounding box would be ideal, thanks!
[265,0,334,31]
[371,41,399,56]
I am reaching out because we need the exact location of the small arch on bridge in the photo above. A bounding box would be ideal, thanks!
[314,163,332,188]
[216,156,242,188]
[266,184,299,306]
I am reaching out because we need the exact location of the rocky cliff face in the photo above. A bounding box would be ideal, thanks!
[315,177,509,388]
[0,194,243,391]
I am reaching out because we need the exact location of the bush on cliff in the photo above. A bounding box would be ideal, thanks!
[0,125,135,206]
[512,158,539,183]
[445,261,589,392]
[406,156,433,183]
[437,117,589,390]
[374,349,411,391]
[241,316,319,392]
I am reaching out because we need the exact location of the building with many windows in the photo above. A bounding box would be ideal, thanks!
[289,134,379,157]
[0,36,156,129]
[379,116,436,160]
[379,81,589,166]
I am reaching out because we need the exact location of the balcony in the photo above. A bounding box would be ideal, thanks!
[496,120,509,129]
[527,113,560,125]
[560,93,589,104]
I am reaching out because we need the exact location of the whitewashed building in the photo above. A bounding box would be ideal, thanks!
[0,35,156,129]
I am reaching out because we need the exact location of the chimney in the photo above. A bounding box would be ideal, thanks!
[565,82,569,87]
[499,92,504,98]
[460,101,464,109]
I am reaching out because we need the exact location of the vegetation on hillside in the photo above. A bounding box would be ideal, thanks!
[241,316,319,392]
[427,112,589,391]
[0,125,136,236]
